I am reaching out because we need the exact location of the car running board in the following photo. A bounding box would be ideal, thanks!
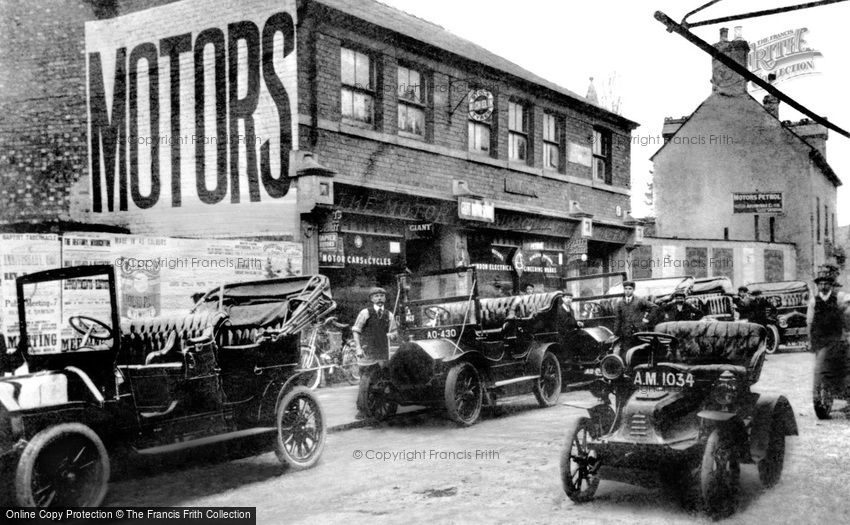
[134,427,276,455]
[492,375,539,388]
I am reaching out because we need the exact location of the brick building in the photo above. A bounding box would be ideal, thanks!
[0,0,639,322]
[650,28,842,283]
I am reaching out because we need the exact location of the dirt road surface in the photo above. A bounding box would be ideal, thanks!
[106,350,850,524]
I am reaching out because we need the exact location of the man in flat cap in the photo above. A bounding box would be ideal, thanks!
[614,280,657,345]
[555,292,584,342]
[733,285,752,320]
[353,286,397,419]
[808,268,849,416]
[660,289,704,322]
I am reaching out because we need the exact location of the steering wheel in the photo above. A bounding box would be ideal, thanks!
[423,306,451,326]
[580,302,602,319]
[69,316,114,346]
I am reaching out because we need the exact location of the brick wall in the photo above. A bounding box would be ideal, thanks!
[0,0,178,225]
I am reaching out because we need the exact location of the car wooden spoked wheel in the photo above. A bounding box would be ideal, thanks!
[274,386,326,471]
[533,351,562,407]
[341,341,361,385]
[15,423,110,508]
[764,325,780,354]
[814,381,833,420]
[445,362,483,426]
[700,429,740,518]
[362,368,398,420]
[559,416,599,503]
[758,417,786,488]
[299,346,322,390]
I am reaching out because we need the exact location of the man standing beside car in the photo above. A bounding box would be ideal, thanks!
[614,280,657,346]
[808,270,849,405]
[353,287,397,420]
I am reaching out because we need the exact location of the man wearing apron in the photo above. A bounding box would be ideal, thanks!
[353,287,396,419]
[808,269,849,416]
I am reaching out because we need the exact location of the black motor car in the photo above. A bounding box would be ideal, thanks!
[1,265,330,507]
[745,280,810,351]
[559,321,797,518]
[360,268,622,426]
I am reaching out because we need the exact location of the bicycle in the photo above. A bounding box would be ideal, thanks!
[299,316,360,389]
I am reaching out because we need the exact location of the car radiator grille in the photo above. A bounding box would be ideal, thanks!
[629,414,649,437]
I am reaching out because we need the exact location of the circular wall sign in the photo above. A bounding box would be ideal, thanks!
[468,89,494,122]
[353,235,363,248]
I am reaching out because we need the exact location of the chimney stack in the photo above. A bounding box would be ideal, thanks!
[763,73,780,118]
[711,27,750,96]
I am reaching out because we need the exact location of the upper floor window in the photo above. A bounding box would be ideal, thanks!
[592,128,612,184]
[397,65,425,137]
[543,113,560,171]
[508,101,528,162]
[341,47,374,125]
[816,197,821,243]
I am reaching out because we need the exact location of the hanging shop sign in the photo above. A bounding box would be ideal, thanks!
[732,192,783,213]
[581,218,593,238]
[458,197,495,223]
[468,89,494,122]
[83,0,299,237]
[748,28,822,86]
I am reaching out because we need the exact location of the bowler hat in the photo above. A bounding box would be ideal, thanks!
[623,280,636,288]
[738,286,749,293]
[369,286,388,296]
[671,289,686,299]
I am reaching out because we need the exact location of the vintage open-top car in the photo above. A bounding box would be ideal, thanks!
[559,321,797,517]
[1,265,330,507]
[745,280,810,350]
[360,267,622,426]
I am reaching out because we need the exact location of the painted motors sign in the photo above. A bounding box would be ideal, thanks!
[748,28,822,86]
[84,0,298,237]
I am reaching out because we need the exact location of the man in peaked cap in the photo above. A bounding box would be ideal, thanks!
[660,289,704,322]
[353,286,397,419]
[808,268,850,413]
[614,280,658,345]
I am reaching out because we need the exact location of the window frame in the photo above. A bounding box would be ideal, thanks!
[340,46,376,126]
[592,127,612,184]
[396,63,427,139]
[542,112,561,172]
[508,100,529,163]
[467,86,494,156]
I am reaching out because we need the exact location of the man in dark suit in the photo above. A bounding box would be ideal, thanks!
[659,290,704,322]
[555,293,584,341]
[614,280,657,345]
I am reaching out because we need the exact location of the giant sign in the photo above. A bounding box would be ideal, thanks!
[85,0,298,237]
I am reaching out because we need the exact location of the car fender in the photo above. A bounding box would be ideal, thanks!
[256,373,306,424]
[526,341,563,373]
[750,394,798,462]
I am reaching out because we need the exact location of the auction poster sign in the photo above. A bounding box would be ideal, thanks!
[84,0,299,237]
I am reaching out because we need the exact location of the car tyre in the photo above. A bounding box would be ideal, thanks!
[560,416,600,503]
[274,386,326,471]
[361,366,398,421]
[533,351,562,407]
[764,325,780,354]
[299,346,322,390]
[700,429,740,518]
[15,423,110,508]
[444,362,483,426]
[814,381,833,420]
[758,417,786,488]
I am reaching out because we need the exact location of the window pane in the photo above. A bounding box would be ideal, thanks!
[508,103,516,131]
[543,114,554,141]
[399,103,424,135]
[409,69,421,102]
[397,66,408,98]
[355,51,371,89]
[341,48,355,85]
[593,157,606,180]
[352,92,373,123]
[544,143,559,169]
[592,130,602,155]
[469,122,489,152]
[468,122,475,151]
[341,88,353,118]
[509,133,527,161]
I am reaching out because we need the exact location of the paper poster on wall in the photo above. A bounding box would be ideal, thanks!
[61,233,117,350]
[0,234,62,353]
